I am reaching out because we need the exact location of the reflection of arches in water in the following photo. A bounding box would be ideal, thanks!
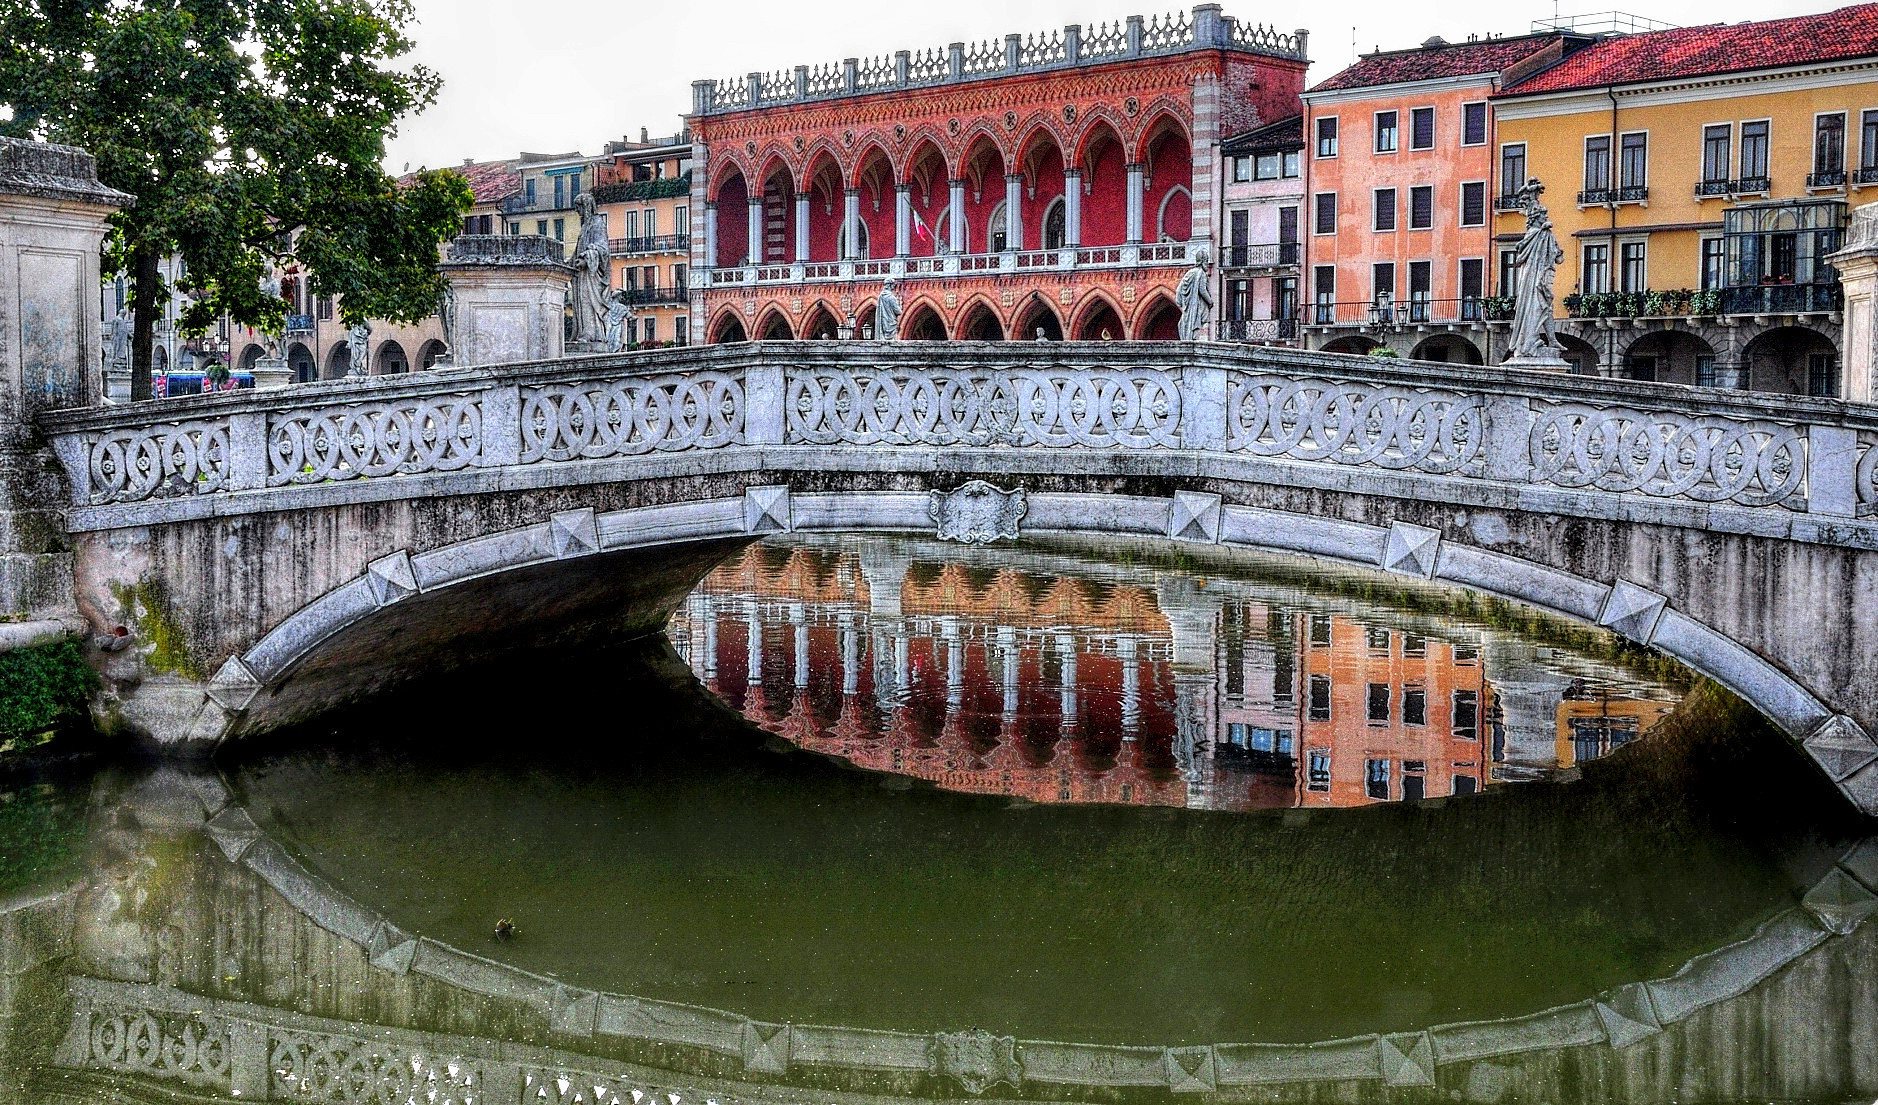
[958,301,1004,341]
[376,340,410,375]
[1134,296,1181,341]
[902,303,947,340]
[1409,334,1483,365]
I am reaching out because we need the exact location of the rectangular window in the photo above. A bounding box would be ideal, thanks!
[1453,646,1478,662]
[1462,102,1488,146]
[1628,354,1658,383]
[1403,633,1427,658]
[643,317,657,344]
[1372,262,1395,306]
[1309,613,1333,646]
[675,206,690,235]
[536,219,548,236]
[1229,209,1249,264]
[1499,249,1518,296]
[1619,241,1646,292]
[1309,674,1332,721]
[623,210,639,239]
[675,316,689,345]
[1366,627,1391,652]
[1620,132,1647,189]
[1409,185,1433,229]
[1701,237,1725,290]
[1500,144,1527,196]
[1453,690,1480,740]
[1374,188,1396,231]
[316,296,332,321]
[1696,355,1718,388]
[673,264,688,290]
[1453,775,1478,796]
[1810,352,1841,397]
[1864,111,1878,170]
[1283,151,1301,177]
[525,178,536,205]
[1375,110,1398,153]
[1367,683,1390,723]
[1233,156,1251,182]
[1255,152,1282,179]
[507,221,519,235]
[1741,120,1770,181]
[1307,750,1331,791]
[1403,690,1427,727]
[1410,106,1435,150]
[1276,730,1294,755]
[1460,258,1484,318]
[1409,260,1431,321]
[1313,266,1336,323]
[1278,206,1299,257]
[1584,135,1612,192]
[1460,181,1486,227]
[1365,759,1391,800]
[1817,113,1847,177]
[1703,124,1732,183]
[1316,116,1339,158]
[553,175,565,209]
[1582,243,1610,293]
[1314,192,1337,235]
[553,218,565,241]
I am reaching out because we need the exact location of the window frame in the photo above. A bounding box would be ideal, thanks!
[1408,184,1434,230]
[1815,110,1849,178]
[1499,142,1528,197]
[1701,122,1733,185]
[1461,101,1489,146]
[1581,241,1611,294]
[1618,130,1649,190]
[1374,110,1399,155]
[1366,682,1391,724]
[1618,238,1648,293]
[1459,180,1487,227]
[1862,109,1878,171]
[1313,191,1338,236]
[1583,133,1613,193]
[1315,116,1340,159]
[1373,187,1397,232]
[1739,118,1772,183]
[1409,105,1436,151]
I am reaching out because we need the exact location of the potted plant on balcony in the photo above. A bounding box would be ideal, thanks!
[1479,295,1515,321]
[1692,289,1721,316]
[1563,293,1585,318]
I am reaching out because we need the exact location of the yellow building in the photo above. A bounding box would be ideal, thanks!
[501,151,596,249]
[1492,5,1878,394]
[593,130,694,347]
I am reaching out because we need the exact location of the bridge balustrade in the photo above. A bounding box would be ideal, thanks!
[37,345,1878,527]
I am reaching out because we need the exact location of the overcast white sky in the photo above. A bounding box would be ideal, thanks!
[382,0,1841,172]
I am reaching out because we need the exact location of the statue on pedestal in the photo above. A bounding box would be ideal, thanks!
[439,281,458,356]
[604,291,633,353]
[108,305,131,369]
[1175,249,1214,341]
[570,194,611,344]
[1505,179,1568,369]
[876,278,903,341]
[347,321,371,377]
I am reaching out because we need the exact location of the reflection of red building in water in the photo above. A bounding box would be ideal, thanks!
[685,8,1309,342]
[673,542,1679,811]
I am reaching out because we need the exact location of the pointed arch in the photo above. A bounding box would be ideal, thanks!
[1071,113,1129,172]
[754,306,796,341]
[1132,291,1182,341]
[902,137,952,258]
[1013,294,1064,342]
[801,302,842,341]
[1156,184,1193,243]
[955,295,1006,342]
[1014,117,1069,185]
[848,138,898,192]
[900,131,953,189]
[710,163,752,268]
[1131,102,1194,164]
[957,126,1009,195]
[801,147,846,264]
[1074,116,1130,249]
[901,298,948,341]
[753,147,798,193]
[1070,291,1126,341]
[850,296,879,341]
[755,152,799,264]
[707,156,752,201]
[708,306,749,344]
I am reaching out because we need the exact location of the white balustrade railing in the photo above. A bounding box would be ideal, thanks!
[41,346,1878,525]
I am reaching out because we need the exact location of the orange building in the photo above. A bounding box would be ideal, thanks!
[1298,33,1588,362]
[686,7,1309,342]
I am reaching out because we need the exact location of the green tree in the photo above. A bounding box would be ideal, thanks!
[0,0,472,399]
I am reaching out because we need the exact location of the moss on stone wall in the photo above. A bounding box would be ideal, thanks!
[111,579,204,681]
[0,638,96,747]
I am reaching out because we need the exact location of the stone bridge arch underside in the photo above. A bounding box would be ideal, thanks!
[62,465,1878,817]
[40,344,1878,815]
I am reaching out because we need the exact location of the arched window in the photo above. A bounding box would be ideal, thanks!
[1043,198,1067,250]
[988,202,1008,253]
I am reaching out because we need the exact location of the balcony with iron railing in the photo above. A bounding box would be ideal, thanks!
[701,241,1192,289]
[619,286,691,306]
[1220,242,1298,269]
[285,314,315,334]
[1559,283,1840,321]
[610,234,691,257]
[1577,185,1649,206]
[1809,169,1849,189]
[1305,297,1494,328]
[1493,193,1525,212]
[1693,176,1773,199]
[1215,317,1298,342]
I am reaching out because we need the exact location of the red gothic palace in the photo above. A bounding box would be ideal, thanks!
[686,6,1308,343]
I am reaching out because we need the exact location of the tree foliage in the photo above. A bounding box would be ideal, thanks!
[0,0,472,394]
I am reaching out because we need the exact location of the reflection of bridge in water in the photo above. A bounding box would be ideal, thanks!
[672,537,1686,811]
[2,767,1875,1104]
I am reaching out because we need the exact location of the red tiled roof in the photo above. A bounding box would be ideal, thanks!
[1503,4,1878,94]
[1309,35,1565,93]
[400,159,520,205]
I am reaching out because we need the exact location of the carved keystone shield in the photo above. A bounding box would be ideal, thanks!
[929,481,1026,546]
[935,1029,1021,1094]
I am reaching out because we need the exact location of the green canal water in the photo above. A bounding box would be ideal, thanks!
[0,538,1871,1102]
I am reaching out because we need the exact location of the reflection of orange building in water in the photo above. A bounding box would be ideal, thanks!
[672,541,1680,812]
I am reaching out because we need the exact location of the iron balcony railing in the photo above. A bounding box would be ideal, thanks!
[1308,298,1488,327]
[1221,242,1299,268]
[620,287,691,306]
[1577,185,1649,206]
[1216,317,1298,342]
[1719,282,1843,315]
[1809,169,1849,188]
[1695,179,1733,197]
[610,234,691,257]
[1493,193,1525,212]
[1735,175,1772,194]
[499,193,583,216]
[285,314,314,333]
[1857,166,1878,185]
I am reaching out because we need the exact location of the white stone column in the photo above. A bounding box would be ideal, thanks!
[701,597,719,680]
[704,202,718,270]
[1126,163,1146,244]
[791,604,809,691]
[895,185,912,257]
[1056,633,1079,733]
[794,194,811,263]
[942,616,964,711]
[1004,174,1024,252]
[1064,170,1083,248]
[746,607,763,686]
[1828,213,1878,403]
[949,179,967,254]
[1119,635,1140,739]
[746,198,763,265]
[839,614,859,697]
[999,625,1020,723]
[844,189,862,260]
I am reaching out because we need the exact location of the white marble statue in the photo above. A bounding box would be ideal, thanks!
[439,281,458,355]
[876,279,903,341]
[1507,179,1566,365]
[109,305,131,368]
[570,194,611,344]
[347,321,371,377]
[604,290,634,353]
[1175,249,1214,341]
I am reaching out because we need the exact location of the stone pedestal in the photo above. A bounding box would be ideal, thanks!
[1502,352,1572,373]
[0,137,131,622]
[438,235,572,367]
[102,365,132,403]
[1827,203,1878,404]
[251,355,292,390]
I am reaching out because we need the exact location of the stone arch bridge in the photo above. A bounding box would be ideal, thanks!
[34,341,1878,815]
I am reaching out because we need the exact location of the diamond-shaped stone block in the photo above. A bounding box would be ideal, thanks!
[204,806,263,862]
[1168,492,1222,544]
[1841,759,1878,819]
[550,986,598,1037]
[550,508,599,559]
[365,551,419,607]
[1378,1032,1434,1087]
[1598,580,1668,645]
[1804,715,1878,781]
[744,485,792,535]
[1841,839,1878,892]
[1803,867,1878,935]
[1594,982,1662,1049]
[741,1020,791,1075]
[1163,1046,1216,1092]
[1381,522,1441,579]
[205,656,263,712]
[367,921,417,974]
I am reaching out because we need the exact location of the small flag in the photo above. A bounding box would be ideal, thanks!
[912,210,933,243]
